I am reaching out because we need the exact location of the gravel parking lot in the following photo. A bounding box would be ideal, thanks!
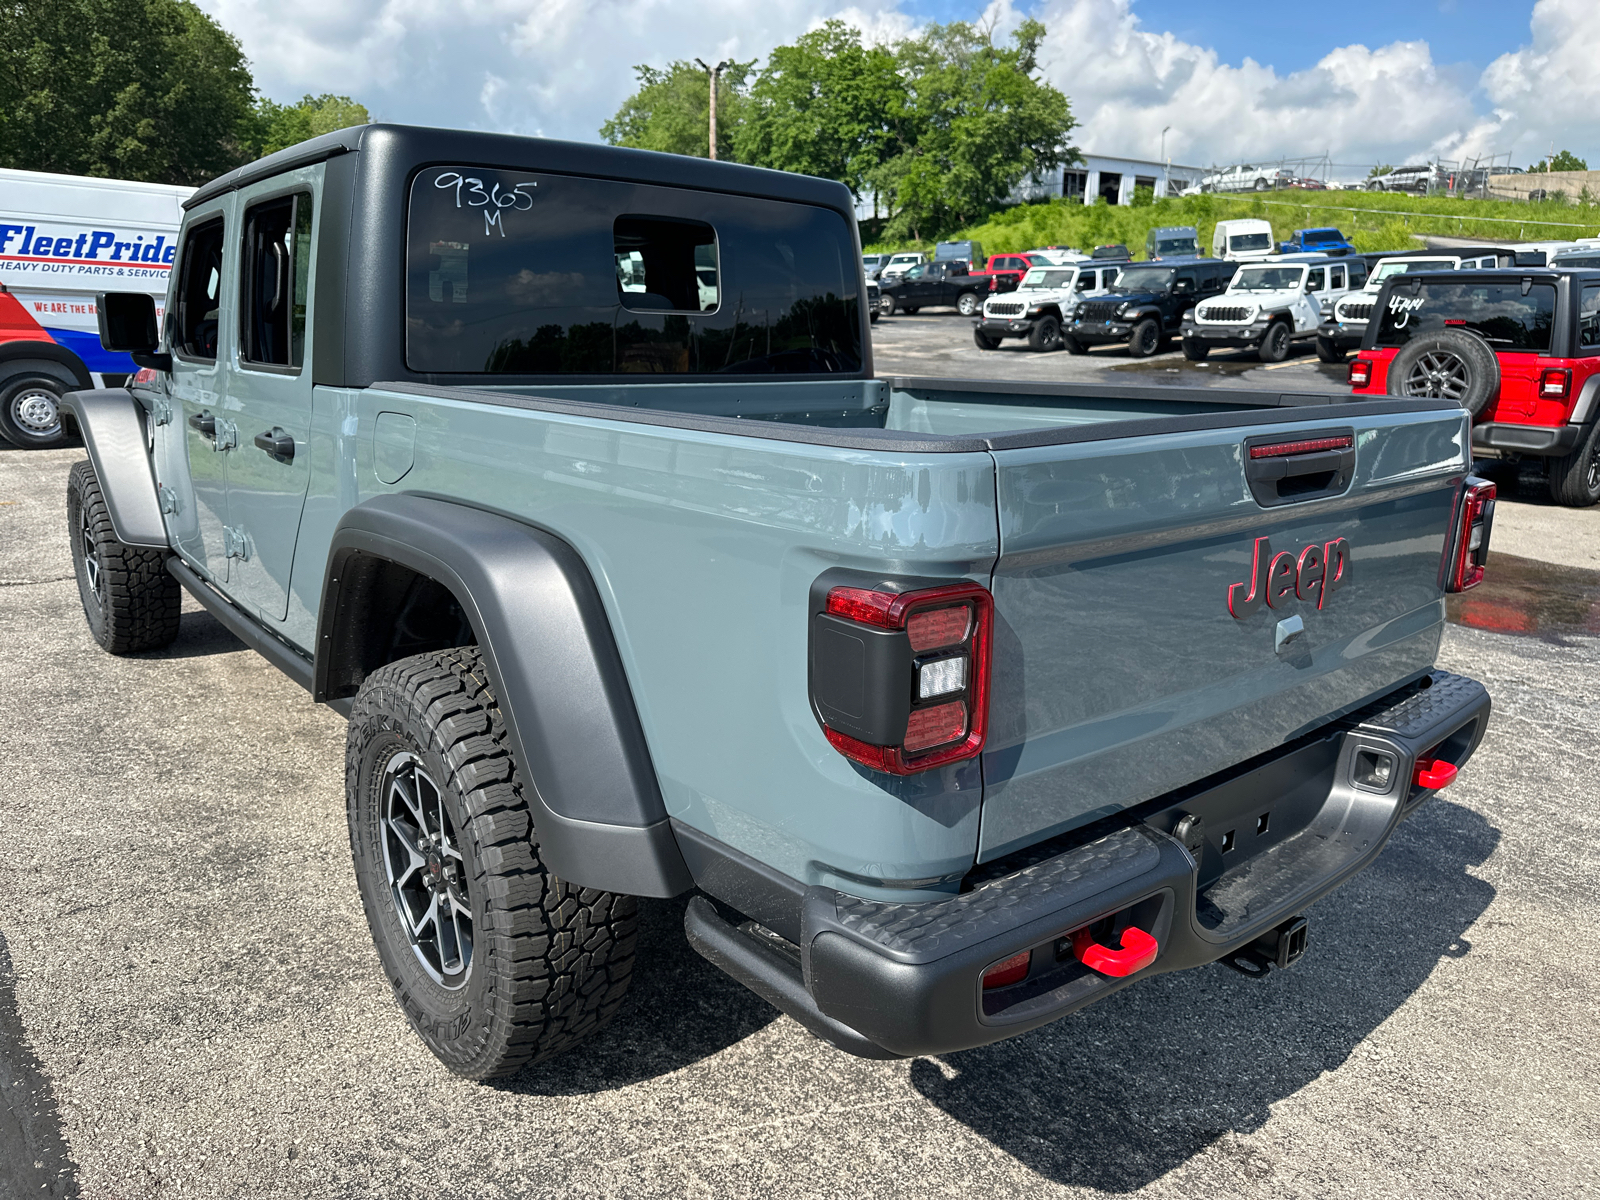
[3,363,1599,1197]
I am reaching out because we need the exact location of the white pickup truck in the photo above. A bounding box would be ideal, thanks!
[1180,259,1361,362]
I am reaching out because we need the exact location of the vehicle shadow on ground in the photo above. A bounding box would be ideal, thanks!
[0,933,81,1199]
[148,609,246,660]
[908,797,1499,1190]
[495,894,779,1095]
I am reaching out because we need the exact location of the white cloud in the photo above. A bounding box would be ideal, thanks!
[1033,0,1481,175]
[196,0,1598,176]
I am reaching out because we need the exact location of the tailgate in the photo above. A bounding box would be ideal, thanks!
[978,406,1468,861]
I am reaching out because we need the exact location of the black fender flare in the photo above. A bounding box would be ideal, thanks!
[57,389,167,547]
[314,493,693,899]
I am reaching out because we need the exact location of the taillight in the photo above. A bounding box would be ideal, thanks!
[1348,359,1371,388]
[1539,367,1571,399]
[1445,478,1496,592]
[810,579,993,775]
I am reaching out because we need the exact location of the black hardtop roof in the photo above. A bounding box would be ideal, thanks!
[185,122,856,215]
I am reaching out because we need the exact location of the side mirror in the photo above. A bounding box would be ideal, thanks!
[97,292,171,372]
[1173,279,1194,295]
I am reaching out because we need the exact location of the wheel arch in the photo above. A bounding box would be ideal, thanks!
[0,341,94,390]
[316,494,693,898]
[57,389,167,547]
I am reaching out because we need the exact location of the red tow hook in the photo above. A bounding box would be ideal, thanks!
[1071,926,1159,977]
[1414,759,1458,790]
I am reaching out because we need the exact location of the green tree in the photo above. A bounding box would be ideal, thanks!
[1530,150,1588,173]
[0,0,255,184]
[871,19,1079,242]
[240,94,371,159]
[733,21,908,198]
[600,61,752,160]
[1367,164,1394,178]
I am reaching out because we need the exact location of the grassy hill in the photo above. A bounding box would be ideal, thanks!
[863,189,1600,260]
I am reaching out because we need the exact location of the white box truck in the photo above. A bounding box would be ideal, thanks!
[0,167,192,447]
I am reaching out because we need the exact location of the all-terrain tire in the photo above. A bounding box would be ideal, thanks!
[1182,339,1210,361]
[1062,335,1087,355]
[1315,336,1347,363]
[1384,329,1499,415]
[1128,318,1160,358]
[1027,315,1062,351]
[1257,321,1291,363]
[1548,419,1600,507]
[66,460,181,654]
[974,329,1001,350]
[346,647,639,1079]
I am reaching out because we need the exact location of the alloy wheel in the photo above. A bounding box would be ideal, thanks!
[80,509,104,611]
[380,751,473,989]
[1402,350,1470,401]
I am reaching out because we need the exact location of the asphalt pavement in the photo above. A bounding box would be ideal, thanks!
[2,360,1598,1198]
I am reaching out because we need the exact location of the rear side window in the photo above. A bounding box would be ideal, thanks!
[240,192,313,369]
[1580,285,1600,351]
[1330,265,1347,290]
[1375,281,1557,351]
[174,218,225,361]
[406,167,860,376]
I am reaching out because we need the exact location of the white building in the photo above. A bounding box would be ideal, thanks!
[1018,154,1206,206]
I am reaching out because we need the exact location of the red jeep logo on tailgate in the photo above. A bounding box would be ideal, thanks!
[1228,536,1350,619]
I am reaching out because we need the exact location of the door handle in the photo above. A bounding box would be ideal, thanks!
[253,427,295,463]
[187,411,216,439]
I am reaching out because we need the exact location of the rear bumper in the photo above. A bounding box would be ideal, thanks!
[689,671,1490,1058]
[1471,422,1584,457]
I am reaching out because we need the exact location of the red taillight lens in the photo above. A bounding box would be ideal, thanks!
[903,700,967,753]
[133,367,158,384]
[812,580,993,775]
[1540,368,1571,399]
[907,605,970,651]
[1348,359,1371,388]
[981,951,1030,989]
[1446,479,1496,592]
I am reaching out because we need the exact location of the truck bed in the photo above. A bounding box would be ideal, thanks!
[270,376,1467,897]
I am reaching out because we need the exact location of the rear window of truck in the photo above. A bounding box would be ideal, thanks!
[1374,280,1557,351]
[406,167,861,375]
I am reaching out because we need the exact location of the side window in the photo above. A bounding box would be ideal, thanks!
[1103,268,1118,287]
[1349,261,1368,288]
[1176,272,1196,293]
[1306,267,1326,292]
[1076,272,1094,292]
[174,218,226,361]
[240,192,314,368]
[1580,285,1600,352]
[614,215,718,313]
[1331,265,1346,290]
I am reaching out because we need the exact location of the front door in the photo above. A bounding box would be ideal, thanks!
[222,169,322,623]
[165,209,232,582]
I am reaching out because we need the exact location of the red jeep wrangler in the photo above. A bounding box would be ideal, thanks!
[1348,267,1600,506]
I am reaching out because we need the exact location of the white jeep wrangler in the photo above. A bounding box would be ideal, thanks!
[1179,260,1357,362]
[973,263,1122,351]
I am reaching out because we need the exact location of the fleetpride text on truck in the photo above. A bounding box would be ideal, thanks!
[0,167,192,447]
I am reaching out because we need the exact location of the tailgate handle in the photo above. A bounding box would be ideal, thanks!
[1244,430,1355,507]
[1071,925,1159,977]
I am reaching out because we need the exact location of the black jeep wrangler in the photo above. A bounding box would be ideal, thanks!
[1068,259,1235,357]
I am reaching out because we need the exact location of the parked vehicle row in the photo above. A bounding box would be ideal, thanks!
[1069,259,1237,357]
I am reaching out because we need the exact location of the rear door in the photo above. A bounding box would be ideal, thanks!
[220,167,322,622]
[977,407,1465,860]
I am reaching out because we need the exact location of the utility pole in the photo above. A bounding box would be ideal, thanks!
[695,58,732,160]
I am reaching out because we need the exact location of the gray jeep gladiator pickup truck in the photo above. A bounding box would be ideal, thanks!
[66,124,1494,1078]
